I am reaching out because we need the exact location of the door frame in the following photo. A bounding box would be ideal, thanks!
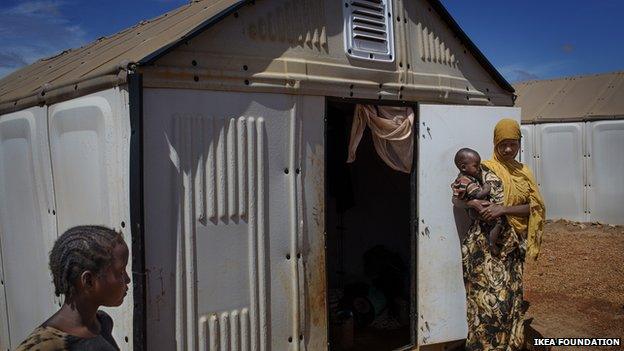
[323,97,419,350]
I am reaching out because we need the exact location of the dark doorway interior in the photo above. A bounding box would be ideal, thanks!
[326,101,412,351]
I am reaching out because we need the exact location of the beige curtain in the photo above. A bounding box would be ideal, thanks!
[347,104,414,173]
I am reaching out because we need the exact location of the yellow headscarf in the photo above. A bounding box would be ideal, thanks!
[482,119,546,260]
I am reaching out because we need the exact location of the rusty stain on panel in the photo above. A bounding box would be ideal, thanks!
[152,268,165,322]
[303,142,327,350]
[308,245,327,328]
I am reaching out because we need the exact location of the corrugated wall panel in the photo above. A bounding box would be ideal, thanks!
[520,124,536,174]
[171,113,267,351]
[586,120,624,224]
[48,88,133,349]
[0,106,57,350]
[299,95,326,350]
[147,0,513,106]
[417,105,521,345]
[144,89,324,351]
[199,308,250,351]
[525,120,624,225]
[537,123,585,221]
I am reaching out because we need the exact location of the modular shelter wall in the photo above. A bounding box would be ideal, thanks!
[143,89,327,350]
[0,0,520,350]
[515,72,624,225]
[519,121,624,224]
[0,0,514,116]
[417,105,521,345]
[0,106,58,350]
[136,1,514,349]
[142,87,521,350]
[0,88,134,350]
[138,0,514,106]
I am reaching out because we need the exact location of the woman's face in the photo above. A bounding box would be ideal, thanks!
[496,139,520,161]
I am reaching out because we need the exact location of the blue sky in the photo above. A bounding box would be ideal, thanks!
[441,0,624,82]
[1,0,622,82]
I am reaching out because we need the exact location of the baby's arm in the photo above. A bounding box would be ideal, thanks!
[472,183,491,199]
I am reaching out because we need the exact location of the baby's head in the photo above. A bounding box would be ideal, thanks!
[454,148,482,178]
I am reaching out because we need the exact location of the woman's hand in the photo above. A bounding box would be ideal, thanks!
[481,204,506,221]
[467,199,491,213]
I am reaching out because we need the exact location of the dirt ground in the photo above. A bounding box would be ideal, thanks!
[524,220,624,350]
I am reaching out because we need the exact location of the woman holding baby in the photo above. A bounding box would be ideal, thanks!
[453,119,546,351]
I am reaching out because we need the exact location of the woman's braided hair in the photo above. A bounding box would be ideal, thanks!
[49,225,124,297]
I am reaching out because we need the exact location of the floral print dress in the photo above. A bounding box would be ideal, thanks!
[461,168,526,351]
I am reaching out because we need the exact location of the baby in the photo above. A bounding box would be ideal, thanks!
[451,148,504,255]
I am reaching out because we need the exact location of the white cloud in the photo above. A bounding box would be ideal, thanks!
[0,52,28,68]
[7,0,64,17]
[499,61,572,83]
[0,1,88,78]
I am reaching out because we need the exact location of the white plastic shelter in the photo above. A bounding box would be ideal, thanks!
[0,1,520,350]
[515,72,624,225]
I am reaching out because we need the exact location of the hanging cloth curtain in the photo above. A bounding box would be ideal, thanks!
[347,104,414,173]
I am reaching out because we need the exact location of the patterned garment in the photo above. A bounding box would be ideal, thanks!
[451,173,483,200]
[16,311,119,351]
[461,169,526,351]
[452,172,505,230]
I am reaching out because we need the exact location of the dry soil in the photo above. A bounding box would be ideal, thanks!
[524,220,624,350]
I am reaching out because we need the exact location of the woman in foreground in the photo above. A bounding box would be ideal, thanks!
[453,119,546,350]
[17,225,130,351]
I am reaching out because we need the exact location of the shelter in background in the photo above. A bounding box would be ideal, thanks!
[0,1,518,350]
[514,71,624,225]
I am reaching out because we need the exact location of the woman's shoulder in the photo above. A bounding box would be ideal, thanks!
[15,326,69,351]
[481,166,501,182]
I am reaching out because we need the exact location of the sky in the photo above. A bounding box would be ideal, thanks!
[0,0,623,82]
[441,0,624,82]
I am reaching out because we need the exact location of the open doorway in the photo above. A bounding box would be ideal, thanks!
[326,101,413,351]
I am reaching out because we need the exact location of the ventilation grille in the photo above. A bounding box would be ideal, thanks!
[344,0,395,62]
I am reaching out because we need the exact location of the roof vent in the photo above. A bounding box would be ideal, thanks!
[343,0,395,62]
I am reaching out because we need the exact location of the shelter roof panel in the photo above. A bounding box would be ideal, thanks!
[589,72,624,118]
[537,73,619,122]
[0,0,240,104]
[513,79,568,122]
[514,71,624,123]
[0,0,514,113]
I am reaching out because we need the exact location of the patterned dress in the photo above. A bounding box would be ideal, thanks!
[461,168,526,351]
[15,311,119,351]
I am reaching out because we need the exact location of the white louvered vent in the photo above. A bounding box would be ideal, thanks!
[343,0,395,62]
